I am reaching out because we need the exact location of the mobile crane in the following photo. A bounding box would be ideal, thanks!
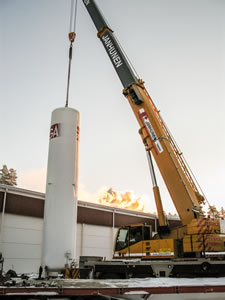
[80,0,225,278]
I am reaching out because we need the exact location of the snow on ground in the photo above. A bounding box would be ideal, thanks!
[22,277,225,289]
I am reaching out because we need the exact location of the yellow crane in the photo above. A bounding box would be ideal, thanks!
[80,0,225,277]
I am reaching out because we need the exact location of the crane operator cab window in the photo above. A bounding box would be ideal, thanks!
[115,227,129,251]
[115,225,152,251]
[129,225,152,246]
[129,226,143,246]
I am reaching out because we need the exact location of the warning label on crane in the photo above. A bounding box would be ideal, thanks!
[139,108,163,154]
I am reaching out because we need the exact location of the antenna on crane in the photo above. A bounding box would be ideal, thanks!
[65,0,78,107]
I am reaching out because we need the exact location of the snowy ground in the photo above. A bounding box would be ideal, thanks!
[1,277,225,299]
[24,277,225,288]
[1,276,225,288]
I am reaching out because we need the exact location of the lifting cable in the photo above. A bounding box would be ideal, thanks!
[65,0,78,107]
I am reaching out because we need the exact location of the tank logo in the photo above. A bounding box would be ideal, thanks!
[50,123,61,140]
[76,126,80,141]
[139,109,163,154]
[101,34,123,68]
[83,0,90,5]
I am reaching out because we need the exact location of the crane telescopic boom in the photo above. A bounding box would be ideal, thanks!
[82,0,137,89]
[82,0,205,226]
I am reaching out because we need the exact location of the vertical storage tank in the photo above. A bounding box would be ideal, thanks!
[42,107,80,273]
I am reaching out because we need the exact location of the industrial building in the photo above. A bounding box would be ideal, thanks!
[0,183,180,274]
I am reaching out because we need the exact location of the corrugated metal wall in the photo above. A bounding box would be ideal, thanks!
[0,214,43,273]
[1,214,118,273]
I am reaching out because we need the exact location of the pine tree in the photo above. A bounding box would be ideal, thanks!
[220,207,225,218]
[0,165,17,186]
[208,205,219,218]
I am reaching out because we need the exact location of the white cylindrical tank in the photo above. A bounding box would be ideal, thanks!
[42,107,80,272]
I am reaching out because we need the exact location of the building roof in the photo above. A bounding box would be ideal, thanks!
[0,184,180,231]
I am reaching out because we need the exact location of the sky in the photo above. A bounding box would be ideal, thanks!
[1,0,225,214]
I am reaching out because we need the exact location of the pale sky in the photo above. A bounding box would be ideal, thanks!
[1,0,225,214]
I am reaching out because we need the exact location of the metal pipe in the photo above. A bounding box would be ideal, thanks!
[0,188,7,245]
[111,210,115,257]
[81,223,84,256]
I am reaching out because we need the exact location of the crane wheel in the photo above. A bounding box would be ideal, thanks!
[201,262,211,272]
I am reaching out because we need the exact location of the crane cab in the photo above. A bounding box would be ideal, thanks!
[114,224,151,258]
[113,224,175,259]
